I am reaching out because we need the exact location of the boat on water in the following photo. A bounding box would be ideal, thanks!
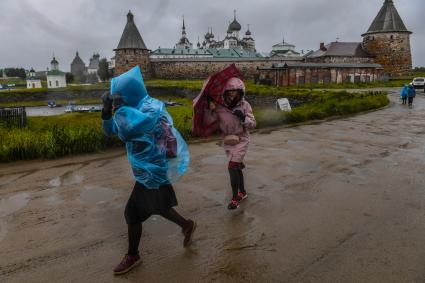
[64,103,101,113]
[47,100,62,108]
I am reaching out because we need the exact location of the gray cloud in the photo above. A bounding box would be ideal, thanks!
[0,0,423,72]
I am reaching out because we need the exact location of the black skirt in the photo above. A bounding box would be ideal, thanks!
[124,182,178,224]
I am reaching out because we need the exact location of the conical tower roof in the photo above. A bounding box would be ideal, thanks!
[71,51,85,66]
[362,0,411,36]
[115,11,147,50]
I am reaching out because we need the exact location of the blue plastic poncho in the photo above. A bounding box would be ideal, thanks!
[102,66,190,189]
[400,85,408,99]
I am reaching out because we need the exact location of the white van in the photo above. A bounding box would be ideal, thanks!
[412,77,425,89]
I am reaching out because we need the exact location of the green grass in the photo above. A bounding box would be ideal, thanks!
[0,113,115,161]
[0,91,389,162]
[255,91,389,128]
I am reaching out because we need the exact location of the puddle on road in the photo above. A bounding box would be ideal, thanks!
[62,171,84,186]
[49,177,61,187]
[80,186,116,204]
[0,193,30,217]
[201,155,227,165]
[46,195,61,206]
[48,171,84,188]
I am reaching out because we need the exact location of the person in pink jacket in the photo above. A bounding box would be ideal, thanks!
[205,77,256,209]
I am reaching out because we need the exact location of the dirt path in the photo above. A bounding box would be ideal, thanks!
[1,90,425,282]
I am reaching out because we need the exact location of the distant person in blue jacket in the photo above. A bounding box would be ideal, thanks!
[101,66,196,275]
[400,84,408,105]
[407,83,416,108]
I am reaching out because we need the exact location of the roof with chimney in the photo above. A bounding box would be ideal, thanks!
[362,0,411,36]
[307,42,371,58]
[115,11,148,50]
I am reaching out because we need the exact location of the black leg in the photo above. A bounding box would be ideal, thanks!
[228,168,240,199]
[237,169,246,194]
[127,223,142,256]
[160,208,189,229]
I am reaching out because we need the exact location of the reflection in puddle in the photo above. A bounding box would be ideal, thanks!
[62,171,84,186]
[0,193,30,217]
[80,186,115,204]
[49,177,61,187]
[48,171,84,188]
[201,155,227,165]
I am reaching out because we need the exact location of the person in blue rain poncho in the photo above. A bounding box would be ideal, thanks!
[101,66,196,275]
[400,84,408,105]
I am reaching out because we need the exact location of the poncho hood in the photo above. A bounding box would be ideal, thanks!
[110,66,148,107]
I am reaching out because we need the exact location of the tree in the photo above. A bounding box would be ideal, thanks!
[97,58,111,82]
[65,72,74,83]
[5,68,26,79]
[0,69,3,77]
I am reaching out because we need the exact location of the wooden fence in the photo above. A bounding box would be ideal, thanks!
[0,106,27,128]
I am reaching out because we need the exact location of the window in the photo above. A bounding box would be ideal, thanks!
[56,80,59,87]
[49,81,52,87]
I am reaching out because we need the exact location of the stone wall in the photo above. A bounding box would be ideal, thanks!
[362,32,412,76]
[115,49,151,77]
[150,59,277,79]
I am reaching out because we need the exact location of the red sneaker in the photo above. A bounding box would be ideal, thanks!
[227,199,239,210]
[182,220,197,247]
[113,254,141,275]
[237,192,248,202]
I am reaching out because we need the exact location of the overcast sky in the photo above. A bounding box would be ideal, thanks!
[0,0,423,72]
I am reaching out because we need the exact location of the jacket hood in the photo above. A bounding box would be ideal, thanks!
[223,77,246,94]
[110,65,148,107]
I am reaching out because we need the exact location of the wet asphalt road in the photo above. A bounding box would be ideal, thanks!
[0,89,425,282]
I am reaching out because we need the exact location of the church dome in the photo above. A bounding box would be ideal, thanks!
[51,57,59,65]
[228,19,241,31]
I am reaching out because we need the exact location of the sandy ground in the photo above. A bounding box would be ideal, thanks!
[1,90,425,282]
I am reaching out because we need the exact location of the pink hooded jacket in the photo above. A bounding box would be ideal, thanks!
[203,78,256,163]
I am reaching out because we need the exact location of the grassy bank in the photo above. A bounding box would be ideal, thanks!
[0,91,389,162]
[255,91,389,128]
